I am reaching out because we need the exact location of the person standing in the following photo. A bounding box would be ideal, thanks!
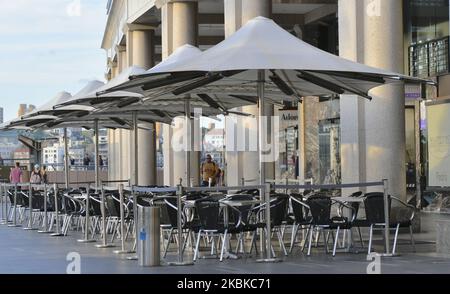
[30,164,42,184]
[9,162,22,184]
[99,155,104,169]
[83,154,91,170]
[200,154,219,187]
[40,165,48,184]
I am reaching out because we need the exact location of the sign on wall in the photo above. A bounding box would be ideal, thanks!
[427,99,450,187]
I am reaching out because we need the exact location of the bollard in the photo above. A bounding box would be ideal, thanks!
[138,206,160,267]
[77,185,96,243]
[51,183,64,237]
[8,184,20,227]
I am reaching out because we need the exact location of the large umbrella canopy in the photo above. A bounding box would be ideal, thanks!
[7,80,104,129]
[54,66,147,109]
[122,17,431,101]
[56,45,257,118]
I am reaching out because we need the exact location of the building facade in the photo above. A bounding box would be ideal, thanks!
[102,0,448,201]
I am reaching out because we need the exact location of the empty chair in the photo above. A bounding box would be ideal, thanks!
[306,194,355,256]
[289,195,311,253]
[364,193,416,254]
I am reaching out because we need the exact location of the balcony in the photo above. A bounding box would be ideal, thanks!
[409,36,450,78]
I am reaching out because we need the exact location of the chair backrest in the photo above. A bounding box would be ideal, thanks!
[364,192,391,224]
[164,197,180,228]
[195,199,220,230]
[105,194,120,217]
[290,196,307,223]
[349,191,363,216]
[89,195,102,216]
[32,191,43,210]
[307,195,332,225]
[270,197,289,227]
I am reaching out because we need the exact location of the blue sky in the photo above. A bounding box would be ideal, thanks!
[0,0,107,122]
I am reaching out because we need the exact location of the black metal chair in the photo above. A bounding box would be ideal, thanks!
[289,195,311,253]
[162,196,199,258]
[364,193,416,254]
[193,199,239,262]
[306,194,355,256]
[248,196,290,257]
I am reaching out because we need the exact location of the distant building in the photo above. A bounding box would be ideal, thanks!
[13,147,30,167]
[0,107,3,124]
[17,104,27,117]
[27,105,36,113]
[42,143,64,171]
[17,104,36,118]
[204,128,224,151]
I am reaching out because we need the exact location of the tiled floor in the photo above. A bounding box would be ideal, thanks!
[0,212,449,274]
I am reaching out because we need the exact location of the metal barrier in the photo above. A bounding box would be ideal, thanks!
[8,184,20,227]
[50,183,64,237]
[113,184,133,254]
[37,184,51,234]
[0,184,6,225]
[77,184,95,243]
[95,183,115,249]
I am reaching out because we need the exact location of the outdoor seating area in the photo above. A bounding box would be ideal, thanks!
[0,179,423,271]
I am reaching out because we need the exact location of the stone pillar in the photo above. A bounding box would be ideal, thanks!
[363,0,406,200]
[339,0,406,200]
[224,0,272,186]
[339,0,367,193]
[161,0,199,186]
[126,28,157,186]
[109,59,121,183]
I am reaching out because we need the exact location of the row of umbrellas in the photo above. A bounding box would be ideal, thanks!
[0,16,432,189]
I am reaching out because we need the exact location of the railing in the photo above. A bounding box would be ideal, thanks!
[409,36,450,78]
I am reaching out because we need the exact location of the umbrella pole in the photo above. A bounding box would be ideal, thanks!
[256,69,280,263]
[94,120,100,191]
[126,111,140,260]
[133,111,139,187]
[185,96,191,187]
[64,128,70,189]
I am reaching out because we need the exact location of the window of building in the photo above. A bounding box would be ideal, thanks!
[405,0,450,77]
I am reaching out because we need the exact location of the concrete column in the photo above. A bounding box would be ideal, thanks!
[109,61,121,183]
[162,0,199,186]
[127,29,157,186]
[241,0,272,24]
[363,0,406,200]
[339,0,367,193]
[339,0,406,200]
[224,0,272,185]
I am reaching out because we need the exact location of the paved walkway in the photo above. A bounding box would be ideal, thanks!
[0,213,449,274]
